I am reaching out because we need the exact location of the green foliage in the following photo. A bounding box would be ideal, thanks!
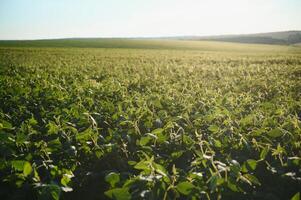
[38,184,61,200]
[105,172,120,187]
[291,192,300,200]
[0,44,300,200]
[105,188,131,200]
[176,182,195,195]
[267,128,283,138]
[246,159,257,171]
[23,161,33,177]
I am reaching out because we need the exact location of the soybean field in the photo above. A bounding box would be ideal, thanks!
[0,40,301,200]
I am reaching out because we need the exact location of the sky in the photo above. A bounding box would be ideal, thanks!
[0,0,300,40]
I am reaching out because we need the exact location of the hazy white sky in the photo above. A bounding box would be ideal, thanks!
[0,0,300,39]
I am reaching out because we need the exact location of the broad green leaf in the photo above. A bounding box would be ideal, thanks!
[139,136,152,146]
[227,180,239,192]
[151,128,167,143]
[176,181,195,195]
[267,128,283,138]
[252,128,265,136]
[246,159,257,170]
[11,160,26,171]
[23,161,32,176]
[61,175,71,187]
[105,188,131,200]
[291,192,300,200]
[134,161,151,173]
[230,160,241,175]
[260,147,269,160]
[154,163,168,177]
[151,128,164,135]
[208,125,219,133]
[213,139,222,148]
[241,163,248,173]
[105,172,120,187]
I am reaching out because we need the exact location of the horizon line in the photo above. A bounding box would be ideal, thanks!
[0,29,300,41]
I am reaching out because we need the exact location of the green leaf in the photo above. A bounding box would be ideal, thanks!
[134,160,150,172]
[16,132,27,144]
[23,161,32,176]
[241,163,248,173]
[230,160,241,175]
[252,128,265,136]
[76,128,93,142]
[38,184,61,200]
[139,136,152,146]
[29,117,38,126]
[105,172,120,187]
[61,175,71,187]
[246,159,257,171]
[154,163,168,177]
[48,138,62,151]
[176,181,195,195]
[152,128,166,143]
[227,180,239,192]
[47,122,59,135]
[1,120,12,129]
[15,179,24,188]
[183,135,194,146]
[244,174,261,185]
[127,161,137,165]
[11,160,26,171]
[240,115,254,126]
[171,151,184,159]
[209,175,218,190]
[291,192,300,200]
[151,128,164,135]
[105,188,131,200]
[267,128,283,138]
[213,139,222,148]
[208,125,219,133]
[32,168,40,180]
[260,146,269,160]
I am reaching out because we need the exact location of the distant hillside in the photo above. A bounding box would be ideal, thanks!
[0,31,301,49]
[182,31,301,45]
